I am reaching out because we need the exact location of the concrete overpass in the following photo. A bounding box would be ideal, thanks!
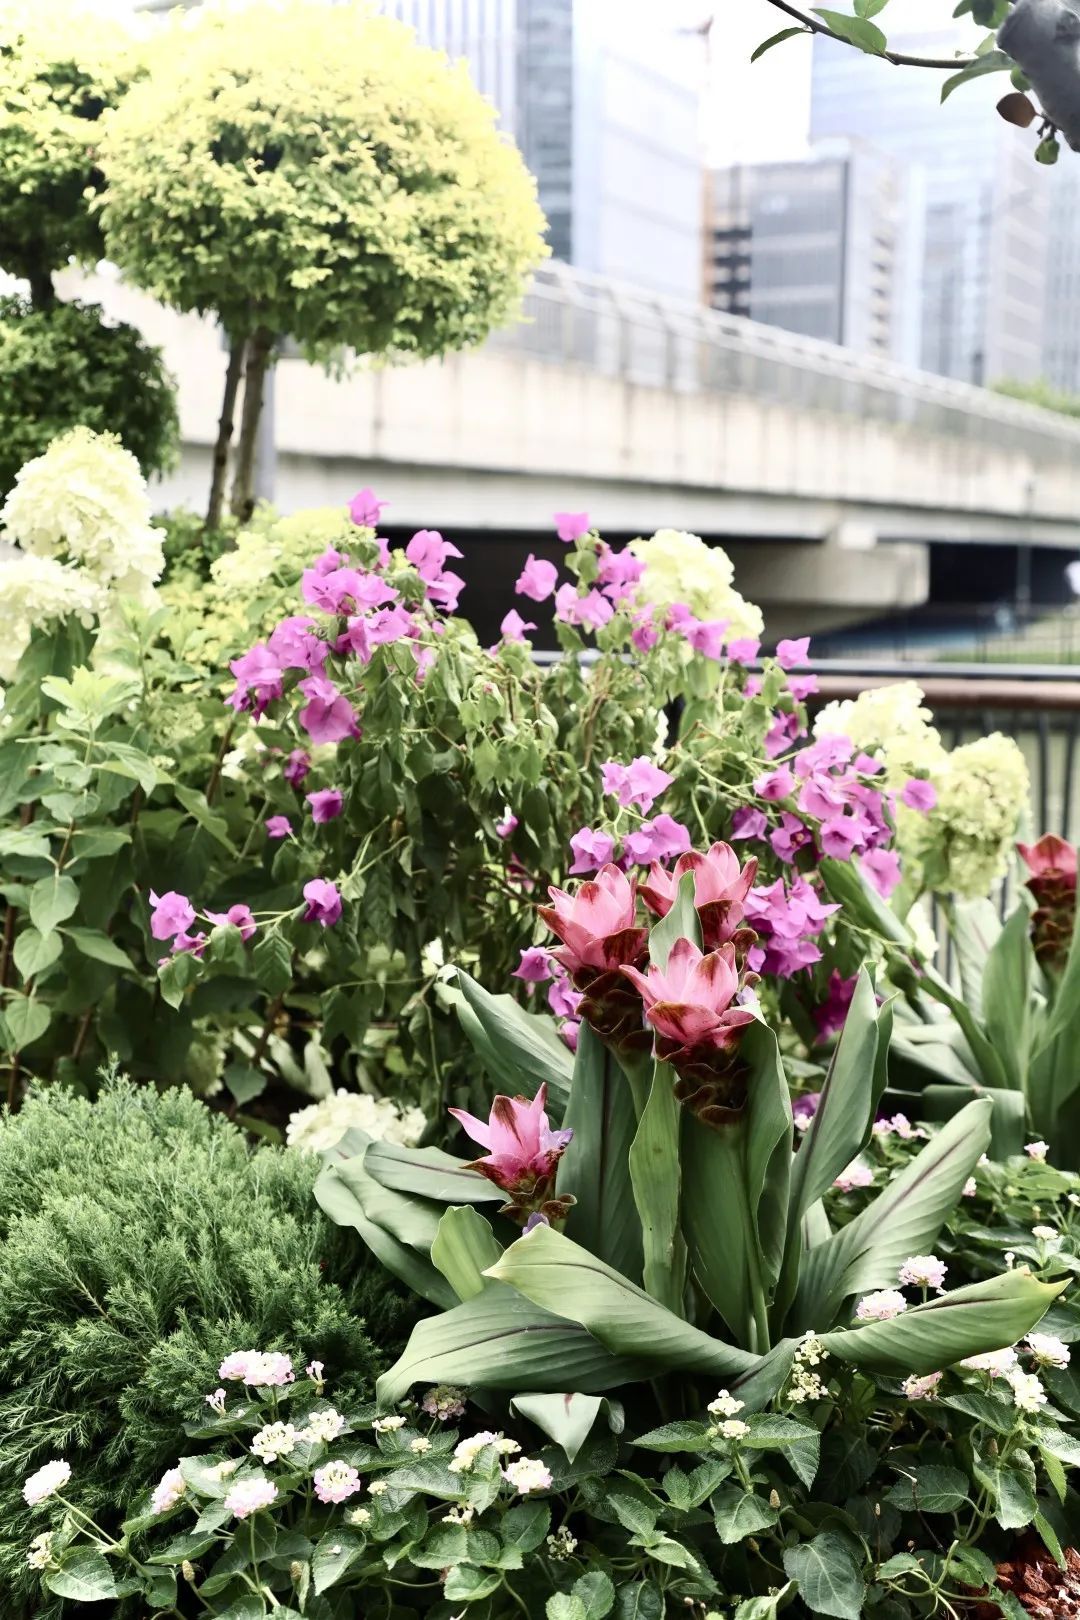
[66,263,1080,632]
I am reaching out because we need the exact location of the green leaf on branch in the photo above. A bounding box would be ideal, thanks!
[46,1549,119,1601]
[712,1486,778,1543]
[783,1530,865,1619]
[2,994,51,1049]
[941,49,1012,101]
[29,872,79,936]
[65,927,133,969]
[158,948,199,1010]
[573,1570,616,1620]
[252,931,292,994]
[12,926,63,981]
[812,8,887,52]
[751,25,807,62]
[887,1464,969,1512]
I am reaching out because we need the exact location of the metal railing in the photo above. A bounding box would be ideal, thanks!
[489,262,1080,458]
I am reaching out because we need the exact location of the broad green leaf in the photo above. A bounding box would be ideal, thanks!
[735,1591,794,1620]
[634,1419,712,1453]
[782,1529,865,1620]
[2,994,50,1049]
[887,1464,969,1512]
[510,1392,610,1462]
[574,1570,616,1620]
[431,1206,503,1302]
[941,48,1012,100]
[821,858,912,946]
[376,1282,653,1406]
[314,1157,456,1310]
[947,897,1001,1019]
[313,1529,364,1593]
[751,24,807,61]
[501,1500,552,1554]
[12,926,63,981]
[46,1549,119,1601]
[558,1022,643,1282]
[680,1021,791,1350]
[0,826,54,860]
[648,870,700,968]
[628,1061,686,1314]
[453,968,573,1106]
[819,1271,1064,1375]
[364,1140,503,1205]
[252,931,293,994]
[744,1413,821,1490]
[175,784,238,854]
[813,6,887,50]
[981,904,1030,1090]
[158,948,198,1011]
[920,1083,1027,1161]
[712,1486,778,1544]
[548,1597,587,1620]
[29,873,79,936]
[444,1567,501,1603]
[794,1099,992,1328]
[614,1581,663,1620]
[70,826,131,859]
[484,1223,760,1382]
[919,968,1010,1090]
[65,927,132,969]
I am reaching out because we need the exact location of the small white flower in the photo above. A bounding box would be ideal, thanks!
[855,1290,908,1322]
[1069,1193,1080,1208]
[251,1422,301,1464]
[902,1372,943,1400]
[1008,1370,1048,1414]
[1004,1251,1016,1269]
[448,1430,508,1474]
[345,1506,371,1526]
[1032,1225,1059,1244]
[898,1255,947,1291]
[719,1419,750,1439]
[224,1477,278,1519]
[503,1457,552,1495]
[1027,1332,1070,1369]
[303,1408,345,1445]
[962,1177,977,1198]
[833,1162,874,1193]
[547,1526,578,1560]
[306,1360,325,1385]
[443,1503,475,1525]
[961,1348,1018,1378]
[368,1479,389,1496]
[409,1437,432,1454]
[23,1460,71,1507]
[205,1388,227,1414]
[372,1415,407,1433]
[707,1390,745,1419]
[1026,1141,1050,1162]
[150,1467,187,1515]
[25,1533,54,1571]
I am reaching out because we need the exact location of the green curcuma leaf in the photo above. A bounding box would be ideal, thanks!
[947,897,1002,1020]
[819,1271,1065,1375]
[314,1152,457,1310]
[363,1140,503,1205]
[794,1099,992,1329]
[452,968,573,1108]
[628,1061,686,1315]
[981,903,1031,1091]
[558,1022,643,1283]
[510,1392,612,1462]
[430,1206,503,1302]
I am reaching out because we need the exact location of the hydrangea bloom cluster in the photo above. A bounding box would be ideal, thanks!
[628,528,764,643]
[286,1089,426,1155]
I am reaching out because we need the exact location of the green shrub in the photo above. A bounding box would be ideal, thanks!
[0,295,178,494]
[0,1077,412,1616]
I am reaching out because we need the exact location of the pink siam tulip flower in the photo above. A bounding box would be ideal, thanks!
[303,879,342,928]
[539,864,645,978]
[621,937,756,1052]
[901,778,938,812]
[623,815,692,865]
[349,487,387,528]
[227,644,283,716]
[731,807,768,842]
[568,827,616,875]
[499,609,536,644]
[298,675,359,746]
[206,904,257,942]
[1018,833,1077,969]
[307,788,344,823]
[514,946,553,982]
[283,749,311,787]
[266,815,293,839]
[601,757,675,813]
[1018,833,1078,879]
[776,636,811,670]
[516,555,559,602]
[150,890,195,942]
[639,841,757,948]
[727,637,761,662]
[450,1084,573,1222]
[267,615,328,671]
[554,511,590,543]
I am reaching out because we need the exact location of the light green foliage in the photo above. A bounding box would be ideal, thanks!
[0,1,132,287]
[98,1,547,357]
[0,296,178,493]
[0,1077,411,1618]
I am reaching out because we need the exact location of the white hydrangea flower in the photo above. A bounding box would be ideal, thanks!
[0,555,106,681]
[629,528,764,641]
[287,1089,426,1156]
[1027,1333,1070,1369]
[855,1290,908,1322]
[251,1422,301,1463]
[448,1431,519,1474]
[814,682,944,785]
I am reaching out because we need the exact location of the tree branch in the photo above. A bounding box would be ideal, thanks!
[761,0,978,69]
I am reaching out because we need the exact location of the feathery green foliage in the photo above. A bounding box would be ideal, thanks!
[0,1077,411,1615]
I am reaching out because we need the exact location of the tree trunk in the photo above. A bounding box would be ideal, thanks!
[26,263,55,312]
[206,334,247,532]
[229,326,276,525]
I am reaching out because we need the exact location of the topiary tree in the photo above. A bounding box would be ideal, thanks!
[0,295,178,493]
[0,1,132,307]
[99,0,549,529]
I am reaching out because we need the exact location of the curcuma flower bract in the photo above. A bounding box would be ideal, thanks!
[450,1084,573,1224]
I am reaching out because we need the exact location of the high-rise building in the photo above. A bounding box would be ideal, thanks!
[704,141,921,362]
[810,30,1050,384]
[1043,161,1080,394]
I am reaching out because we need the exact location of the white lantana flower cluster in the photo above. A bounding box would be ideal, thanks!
[0,428,165,682]
[786,1332,829,1404]
[629,528,764,642]
[286,1089,426,1155]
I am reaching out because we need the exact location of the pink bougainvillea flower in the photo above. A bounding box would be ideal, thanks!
[349,487,387,528]
[547,968,583,1020]
[815,970,858,1039]
[630,611,660,653]
[516,554,558,602]
[731,807,768,841]
[794,735,853,778]
[787,674,819,702]
[425,570,465,613]
[819,813,865,859]
[302,878,343,928]
[776,636,811,670]
[495,811,518,840]
[855,751,883,776]
[172,930,208,957]
[727,637,761,663]
[406,529,464,581]
[901,778,938,812]
[554,583,614,632]
[302,565,397,617]
[1018,833,1078,879]
[307,788,344,823]
[744,875,839,978]
[539,864,646,977]
[764,712,804,758]
[266,815,293,839]
[639,841,756,947]
[754,765,795,802]
[770,812,814,864]
[499,609,536,644]
[621,937,754,1050]
[449,1082,572,1194]
[554,511,590,543]
[601,756,674,813]
[205,903,257,942]
[596,545,645,602]
[297,675,359,746]
[149,890,195,942]
[683,618,728,660]
[568,826,616,875]
[283,749,311,787]
[623,815,692,866]
[859,847,902,899]
[267,615,328,672]
[227,644,283,716]
[514,946,553,983]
